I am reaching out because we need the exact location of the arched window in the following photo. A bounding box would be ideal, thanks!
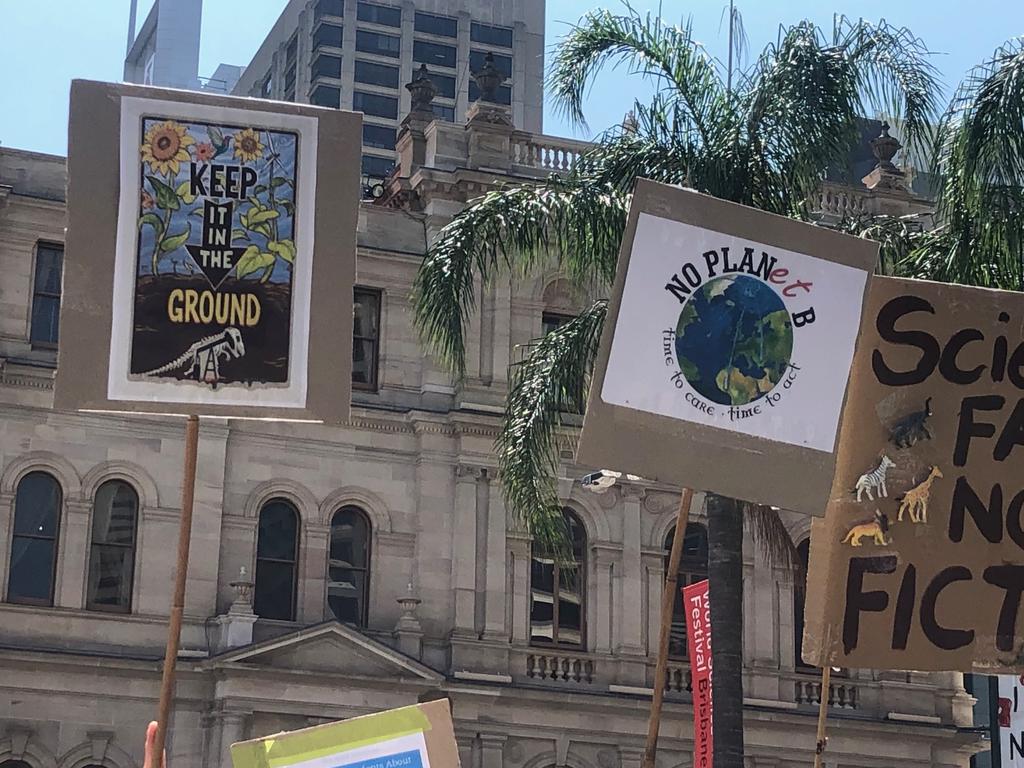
[0,761,32,768]
[664,523,708,657]
[530,509,586,647]
[254,499,300,621]
[87,480,139,612]
[6,471,62,606]
[794,538,811,668]
[328,506,371,626]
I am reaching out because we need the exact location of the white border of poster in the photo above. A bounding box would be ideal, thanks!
[108,96,319,408]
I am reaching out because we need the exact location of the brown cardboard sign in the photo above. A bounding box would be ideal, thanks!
[231,699,460,768]
[577,180,878,516]
[54,80,360,422]
[804,275,1024,672]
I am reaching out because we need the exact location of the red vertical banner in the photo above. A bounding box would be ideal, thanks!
[684,579,713,768]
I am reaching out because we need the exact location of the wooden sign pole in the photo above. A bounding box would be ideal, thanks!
[642,487,694,768]
[813,665,831,768]
[153,414,200,764]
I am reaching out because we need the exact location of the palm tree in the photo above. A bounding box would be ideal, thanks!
[413,7,938,767]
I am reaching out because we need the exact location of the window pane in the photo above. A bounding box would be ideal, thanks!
[363,123,396,150]
[312,54,342,79]
[352,339,377,386]
[470,50,512,79]
[34,245,63,294]
[416,70,455,99]
[361,154,395,177]
[254,561,296,621]
[414,12,457,38]
[433,104,455,122]
[413,40,456,69]
[468,81,512,106]
[355,30,400,59]
[256,500,298,560]
[666,523,707,657]
[310,85,341,107]
[91,481,138,546]
[87,543,134,611]
[314,24,344,49]
[471,22,513,48]
[353,289,380,338]
[315,0,343,18]
[357,1,401,27]
[30,294,60,345]
[12,472,61,538]
[353,91,398,119]
[557,564,583,645]
[6,538,55,604]
[328,567,367,623]
[330,509,369,568]
[529,555,555,643]
[354,60,400,88]
[286,35,298,64]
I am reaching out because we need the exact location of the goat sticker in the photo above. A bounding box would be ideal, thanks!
[126,112,301,389]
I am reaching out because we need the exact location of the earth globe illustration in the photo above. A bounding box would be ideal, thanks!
[674,274,794,406]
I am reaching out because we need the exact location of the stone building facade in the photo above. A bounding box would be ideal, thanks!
[0,98,979,768]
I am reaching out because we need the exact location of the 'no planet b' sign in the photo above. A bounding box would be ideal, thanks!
[578,180,879,516]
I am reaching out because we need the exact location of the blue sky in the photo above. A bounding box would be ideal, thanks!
[2,0,1022,156]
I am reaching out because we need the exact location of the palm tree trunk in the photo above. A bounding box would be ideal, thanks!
[707,493,745,768]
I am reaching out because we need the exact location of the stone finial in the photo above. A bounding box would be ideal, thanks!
[622,110,638,135]
[229,565,254,613]
[406,64,437,115]
[471,52,506,103]
[871,121,902,172]
[394,582,424,659]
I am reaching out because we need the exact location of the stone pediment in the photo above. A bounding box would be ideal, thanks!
[211,621,442,682]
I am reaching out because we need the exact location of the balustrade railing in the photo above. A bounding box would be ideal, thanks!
[510,136,590,173]
[526,651,595,684]
[792,673,859,710]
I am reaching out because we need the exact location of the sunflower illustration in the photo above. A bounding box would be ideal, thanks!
[140,120,195,177]
[232,128,265,163]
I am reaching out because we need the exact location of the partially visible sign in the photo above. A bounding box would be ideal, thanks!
[684,579,713,768]
[999,675,1024,767]
[55,80,360,422]
[804,276,1024,672]
[578,180,878,516]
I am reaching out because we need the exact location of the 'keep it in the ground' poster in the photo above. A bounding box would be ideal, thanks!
[108,97,318,408]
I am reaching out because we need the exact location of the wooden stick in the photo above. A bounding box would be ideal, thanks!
[642,487,694,768]
[813,665,832,768]
[154,414,200,765]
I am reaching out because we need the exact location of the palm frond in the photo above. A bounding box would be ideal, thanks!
[831,212,931,276]
[548,4,729,145]
[745,503,798,569]
[497,300,608,550]
[412,180,626,375]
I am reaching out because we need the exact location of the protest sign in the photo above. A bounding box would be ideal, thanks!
[55,80,360,422]
[999,675,1024,767]
[804,275,1024,672]
[684,580,713,768]
[577,180,878,515]
[231,699,460,768]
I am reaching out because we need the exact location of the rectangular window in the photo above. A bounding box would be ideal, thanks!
[30,243,63,347]
[354,59,399,88]
[361,154,395,179]
[314,23,344,50]
[353,287,381,390]
[355,29,400,58]
[417,69,455,99]
[315,0,344,18]
[312,54,342,80]
[469,81,512,105]
[470,50,512,79]
[286,34,298,65]
[284,65,297,100]
[310,85,341,108]
[260,74,273,98]
[363,123,396,150]
[471,22,513,48]
[353,90,398,119]
[432,103,455,122]
[357,1,401,27]
[415,11,457,38]
[413,40,456,69]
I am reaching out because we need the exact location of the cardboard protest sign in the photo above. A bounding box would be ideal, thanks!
[577,180,879,515]
[231,699,460,768]
[54,80,360,422]
[804,275,1024,672]
[999,675,1024,766]
[684,580,713,768]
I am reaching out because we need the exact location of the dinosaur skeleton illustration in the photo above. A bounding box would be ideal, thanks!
[142,327,246,385]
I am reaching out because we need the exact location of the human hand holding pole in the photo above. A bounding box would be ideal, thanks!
[144,721,166,768]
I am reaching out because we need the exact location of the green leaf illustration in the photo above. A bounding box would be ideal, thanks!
[189,207,205,218]
[147,175,180,211]
[247,197,264,211]
[268,239,296,263]
[138,213,162,231]
[234,245,276,279]
[249,209,280,225]
[208,126,224,147]
[160,226,191,253]
[253,184,268,195]
[270,176,291,188]
[231,228,249,241]
[281,200,295,216]
[250,222,273,238]
[175,180,196,205]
